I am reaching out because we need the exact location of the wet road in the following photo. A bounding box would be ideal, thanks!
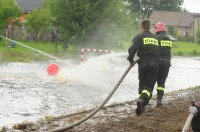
[0,54,200,127]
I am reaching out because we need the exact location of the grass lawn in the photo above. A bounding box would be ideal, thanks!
[1,38,200,62]
[172,41,200,56]
[0,40,56,62]
[0,39,82,62]
[0,39,63,54]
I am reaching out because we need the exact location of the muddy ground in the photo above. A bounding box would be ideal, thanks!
[7,86,200,132]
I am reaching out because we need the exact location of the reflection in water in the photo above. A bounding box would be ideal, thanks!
[0,56,200,127]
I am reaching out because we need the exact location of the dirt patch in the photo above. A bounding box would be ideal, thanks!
[7,87,200,132]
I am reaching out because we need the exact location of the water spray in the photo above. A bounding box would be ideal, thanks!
[48,60,138,132]
[1,36,62,61]
[1,36,70,75]
[80,48,115,70]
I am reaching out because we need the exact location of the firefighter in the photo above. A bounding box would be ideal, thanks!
[154,22,172,106]
[127,20,159,116]
[190,102,200,132]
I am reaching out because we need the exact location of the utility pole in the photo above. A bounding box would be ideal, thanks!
[193,13,195,43]
[139,0,141,21]
[138,0,142,33]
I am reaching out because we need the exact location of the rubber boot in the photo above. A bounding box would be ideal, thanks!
[146,94,152,105]
[136,98,145,116]
[156,95,163,107]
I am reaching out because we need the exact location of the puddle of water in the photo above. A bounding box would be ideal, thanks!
[0,55,200,127]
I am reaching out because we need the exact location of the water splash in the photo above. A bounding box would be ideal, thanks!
[55,52,128,84]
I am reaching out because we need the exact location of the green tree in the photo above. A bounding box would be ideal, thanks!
[168,26,175,36]
[127,0,184,19]
[25,8,52,37]
[0,0,22,37]
[45,0,134,50]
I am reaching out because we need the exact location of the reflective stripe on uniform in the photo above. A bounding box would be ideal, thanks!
[143,38,158,46]
[160,40,172,47]
[138,94,141,98]
[157,87,165,91]
[142,90,151,97]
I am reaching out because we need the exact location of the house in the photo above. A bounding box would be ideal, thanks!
[15,0,43,13]
[15,0,43,23]
[148,11,200,39]
[192,13,200,37]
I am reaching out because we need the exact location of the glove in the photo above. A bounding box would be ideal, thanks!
[127,56,134,63]
[189,106,198,115]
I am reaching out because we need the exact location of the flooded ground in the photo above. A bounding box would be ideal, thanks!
[0,54,200,128]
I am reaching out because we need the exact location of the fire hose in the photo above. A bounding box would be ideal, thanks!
[49,60,138,132]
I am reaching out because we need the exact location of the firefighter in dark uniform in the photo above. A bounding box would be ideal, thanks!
[154,22,172,106]
[191,102,200,132]
[127,20,159,116]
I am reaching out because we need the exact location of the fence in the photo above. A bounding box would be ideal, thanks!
[3,26,55,42]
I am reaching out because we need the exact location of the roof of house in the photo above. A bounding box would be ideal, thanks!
[15,0,43,13]
[148,11,194,27]
[192,13,200,17]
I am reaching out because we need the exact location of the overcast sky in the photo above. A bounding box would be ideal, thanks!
[182,0,200,13]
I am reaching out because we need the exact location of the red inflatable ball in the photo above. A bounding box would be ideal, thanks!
[47,63,60,76]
